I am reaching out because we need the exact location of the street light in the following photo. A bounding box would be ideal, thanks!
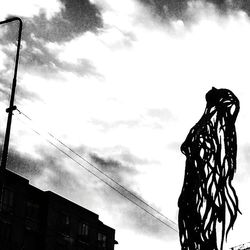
[0,17,23,170]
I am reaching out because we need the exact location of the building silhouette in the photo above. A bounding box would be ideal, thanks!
[0,169,118,250]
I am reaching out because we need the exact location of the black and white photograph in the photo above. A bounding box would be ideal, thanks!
[0,1,250,250]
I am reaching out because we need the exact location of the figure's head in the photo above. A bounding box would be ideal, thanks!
[205,87,239,119]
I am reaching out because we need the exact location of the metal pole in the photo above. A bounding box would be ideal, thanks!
[0,17,23,170]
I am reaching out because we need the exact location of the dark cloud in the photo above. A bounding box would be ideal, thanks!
[203,0,250,17]
[5,143,140,201]
[88,152,179,238]
[124,202,178,238]
[138,0,187,19]
[90,153,124,170]
[1,18,99,75]
[27,5,102,44]
[6,149,43,178]
[4,145,101,208]
[138,0,250,20]
[58,0,103,41]
[0,76,11,100]
[238,1,250,14]
[3,139,177,239]
[19,35,98,78]
[1,1,102,49]
[0,0,104,102]
[97,186,178,239]
[1,0,103,44]
[0,72,42,104]
[51,148,178,239]
[85,148,179,237]
[208,0,250,14]
[6,147,80,192]
[0,15,101,102]
[97,169,178,239]
[90,152,138,185]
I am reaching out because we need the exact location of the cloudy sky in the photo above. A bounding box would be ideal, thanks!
[1,0,250,249]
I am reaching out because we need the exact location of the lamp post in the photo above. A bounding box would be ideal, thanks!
[0,17,23,170]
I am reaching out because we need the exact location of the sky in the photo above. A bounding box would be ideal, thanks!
[0,0,250,249]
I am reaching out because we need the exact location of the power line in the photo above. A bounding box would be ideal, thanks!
[18,110,177,227]
[14,108,178,233]
[15,113,178,232]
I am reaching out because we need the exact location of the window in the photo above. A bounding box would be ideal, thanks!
[60,214,71,236]
[26,201,40,220]
[78,223,89,236]
[98,233,107,248]
[25,201,41,231]
[78,222,89,242]
[63,215,70,226]
[0,186,14,212]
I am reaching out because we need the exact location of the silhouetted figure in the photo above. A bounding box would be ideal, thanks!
[178,87,240,250]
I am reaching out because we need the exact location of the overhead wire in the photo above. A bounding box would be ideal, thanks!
[14,108,179,233]
[18,109,177,227]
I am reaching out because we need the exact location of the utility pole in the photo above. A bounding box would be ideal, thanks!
[0,17,23,170]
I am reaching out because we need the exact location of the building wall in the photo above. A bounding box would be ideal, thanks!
[0,169,31,249]
[44,192,115,250]
[0,170,117,250]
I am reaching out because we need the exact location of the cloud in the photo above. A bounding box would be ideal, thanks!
[1,16,100,73]
[90,119,142,132]
[0,76,12,100]
[89,153,177,239]
[25,5,102,44]
[0,0,63,20]
[147,108,175,122]
[90,109,175,133]
[0,15,101,103]
[118,148,158,165]
[137,0,250,22]
[101,184,178,240]
[58,0,103,40]
[208,0,250,15]
[7,148,43,177]
[138,0,187,19]
[0,0,103,104]
[6,145,103,207]
[4,143,179,241]
[90,152,138,185]
[87,151,179,238]
[19,36,98,77]
[7,147,79,190]
[123,201,178,238]
[2,2,250,248]
[0,0,102,42]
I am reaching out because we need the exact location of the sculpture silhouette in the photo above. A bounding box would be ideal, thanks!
[178,87,240,250]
